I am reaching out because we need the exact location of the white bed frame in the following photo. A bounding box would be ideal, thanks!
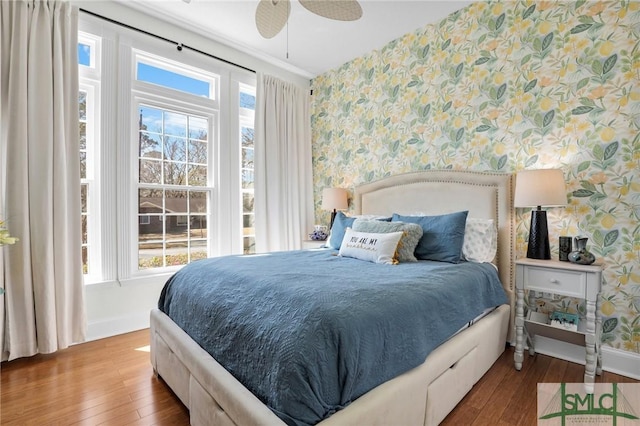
[150,170,515,425]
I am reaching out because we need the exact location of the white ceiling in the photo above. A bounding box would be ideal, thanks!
[120,0,472,79]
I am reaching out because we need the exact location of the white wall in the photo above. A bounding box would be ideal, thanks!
[74,0,310,341]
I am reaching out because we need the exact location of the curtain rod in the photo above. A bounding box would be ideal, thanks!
[79,8,256,74]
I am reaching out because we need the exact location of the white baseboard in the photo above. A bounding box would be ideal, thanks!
[86,312,150,342]
[531,336,639,380]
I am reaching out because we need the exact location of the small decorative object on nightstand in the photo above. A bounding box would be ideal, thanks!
[568,236,596,265]
[514,258,602,394]
[308,225,328,241]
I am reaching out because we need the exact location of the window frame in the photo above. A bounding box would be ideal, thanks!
[79,16,256,286]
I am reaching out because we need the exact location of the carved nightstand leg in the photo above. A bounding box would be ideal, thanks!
[584,300,597,393]
[514,288,525,370]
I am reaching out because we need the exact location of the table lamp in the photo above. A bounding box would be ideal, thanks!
[514,169,567,259]
[322,188,348,229]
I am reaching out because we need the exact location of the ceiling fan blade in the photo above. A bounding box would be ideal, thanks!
[299,0,362,22]
[256,0,291,39]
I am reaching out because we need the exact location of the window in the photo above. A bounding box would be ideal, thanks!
[78,17,256,284]
[239,85,255,254]
[136,104,212,269]
[78,31,101,281]
[135,52,214,99]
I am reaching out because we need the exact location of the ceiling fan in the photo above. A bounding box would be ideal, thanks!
[255,0,363,39]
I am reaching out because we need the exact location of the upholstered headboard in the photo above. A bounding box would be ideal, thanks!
[353,170,515,342]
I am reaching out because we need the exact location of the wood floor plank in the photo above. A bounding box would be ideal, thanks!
[2,329,637,425]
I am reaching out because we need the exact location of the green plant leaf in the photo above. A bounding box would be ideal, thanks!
[475,56,490,65]
[443,101,452,112]
[455,63,463,78]
[592,59,603,75]
[407,80,420,88]
[543,109,555,127]
[603,317,618,333]
[524,79,537,93]
[577,78,590,90]
[577,161,591,173]
[604,230,619,247]
[572,106,594,115]
[525,155,539,167]
[570,23,592,34]
[441,38,451,50]
[603,141,618,160]
[523,4,536,19]
[456,127,465,142]
[603,54,617,74]
[521,54,532,66]
[407,138,421,145]
[497,83,507,100]
[475,124,492,132]
[572,189,595,197]
[496,13,505,31]
[496,155,507,170]
[542,33,554,51]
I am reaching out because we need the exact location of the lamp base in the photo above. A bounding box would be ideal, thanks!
[329,210,337,230]
[527,209,551,260]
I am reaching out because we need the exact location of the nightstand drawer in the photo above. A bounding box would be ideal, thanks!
[524,266,586,298]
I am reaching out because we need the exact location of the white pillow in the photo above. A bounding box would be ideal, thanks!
[338,229,403,264]
[462,218,497,263]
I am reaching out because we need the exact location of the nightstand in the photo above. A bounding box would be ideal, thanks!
[302,240,327,249]
[514,258,602,393]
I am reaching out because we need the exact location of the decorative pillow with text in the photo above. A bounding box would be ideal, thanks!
[338,229,403,264]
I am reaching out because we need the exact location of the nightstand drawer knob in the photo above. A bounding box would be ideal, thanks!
[549,278,560,284]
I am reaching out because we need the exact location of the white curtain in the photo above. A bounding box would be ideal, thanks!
[254,74,314,252]
[0,0,86,361]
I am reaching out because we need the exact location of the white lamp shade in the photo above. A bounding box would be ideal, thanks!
[322,188,348,211]
[514,169,567,208]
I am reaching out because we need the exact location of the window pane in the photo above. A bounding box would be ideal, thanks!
[139,106,163,133]
[240,92,255,110]
[163,111,187,137]
[189,191,207,214]
[78,43,91,67]
[188,165,207,186]
[139,132,162,158]
[139,188,164,213]
[140,159,162,184]
[163,161,187,185]
[138,242,163,269]
[81,184,88,213]
[137,62,210,98]
[189,116,208,141]
[164,136,187,162]
[80,151,86,179]
[165,241,189,266]
[242,169,254,189]
[190,240,207,262]
[79,91,87,120]
[243,236,255,254]
[188,140,207,165]
[166,190,188,214]
[243,192,254,214]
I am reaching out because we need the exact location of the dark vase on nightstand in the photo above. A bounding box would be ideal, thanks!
[568,237,595,265]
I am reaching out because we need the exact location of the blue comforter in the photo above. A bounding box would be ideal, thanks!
[158,249,507,425]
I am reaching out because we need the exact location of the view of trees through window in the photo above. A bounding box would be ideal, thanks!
[137,106,210,269]
[79,90,89,273]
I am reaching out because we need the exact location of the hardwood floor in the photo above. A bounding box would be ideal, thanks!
[1,329,636,425]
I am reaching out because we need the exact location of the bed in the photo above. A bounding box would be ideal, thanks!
[150,169,515,426]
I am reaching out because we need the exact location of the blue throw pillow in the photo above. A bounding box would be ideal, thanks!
[392,211,469,263]
[327,212,356,249]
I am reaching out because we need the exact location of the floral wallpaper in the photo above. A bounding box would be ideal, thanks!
[310,0,640,354]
